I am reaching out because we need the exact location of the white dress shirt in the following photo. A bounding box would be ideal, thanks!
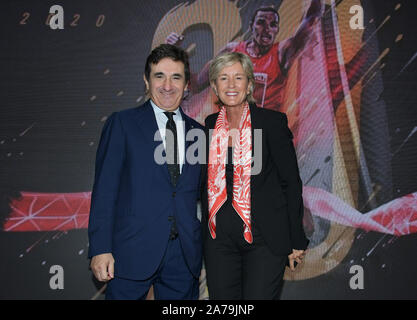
[150,100,185,173]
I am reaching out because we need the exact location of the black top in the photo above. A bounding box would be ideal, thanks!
[226,147,234,196]
[216,146,251,244]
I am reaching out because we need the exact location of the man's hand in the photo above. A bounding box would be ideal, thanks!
[288,249,306,271]
[165,32,184,46]
[90,253,115,282]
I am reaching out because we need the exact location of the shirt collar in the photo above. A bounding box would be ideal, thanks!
[150,100,182,120]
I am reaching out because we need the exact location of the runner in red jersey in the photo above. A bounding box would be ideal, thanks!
[166,0,322,111]
[231,41,285,110]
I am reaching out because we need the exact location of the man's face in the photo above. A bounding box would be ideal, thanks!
[251,11,279,48]
[144,58,188,111]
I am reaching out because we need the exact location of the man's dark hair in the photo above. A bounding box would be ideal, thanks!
[144,44,190,84]
[250,6,280,28]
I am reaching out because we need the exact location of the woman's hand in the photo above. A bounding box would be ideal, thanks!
[288,249,306,271]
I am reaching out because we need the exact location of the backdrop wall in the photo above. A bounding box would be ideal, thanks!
[1,0,416,299]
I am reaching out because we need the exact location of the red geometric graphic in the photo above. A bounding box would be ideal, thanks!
[4,192,91,232]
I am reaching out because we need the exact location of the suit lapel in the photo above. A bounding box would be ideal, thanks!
[177,107,193,186]
[133,100,171,184]
[133,101,197,188]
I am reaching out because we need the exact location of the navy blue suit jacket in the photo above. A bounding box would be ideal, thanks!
[88,100,204,280]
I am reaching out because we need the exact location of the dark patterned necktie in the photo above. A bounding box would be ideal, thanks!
[164,111,180,187]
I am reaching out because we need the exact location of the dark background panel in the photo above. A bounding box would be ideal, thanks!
[0,0,416,299]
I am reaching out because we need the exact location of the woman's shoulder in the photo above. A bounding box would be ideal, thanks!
[251,106,293,139]
[251,105,287,124]
[204,112,220,128]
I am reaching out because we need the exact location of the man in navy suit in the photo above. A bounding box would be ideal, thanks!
[88,44,204,300]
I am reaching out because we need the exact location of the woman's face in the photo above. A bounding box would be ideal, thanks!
[212,62,250,108]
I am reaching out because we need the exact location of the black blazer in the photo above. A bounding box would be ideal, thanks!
[200,104,309,256]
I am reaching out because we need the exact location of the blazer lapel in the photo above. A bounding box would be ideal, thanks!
[248,103,262,184]
[249,103,260,157]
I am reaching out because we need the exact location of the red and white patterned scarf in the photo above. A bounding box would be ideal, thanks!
[208,103,253,243]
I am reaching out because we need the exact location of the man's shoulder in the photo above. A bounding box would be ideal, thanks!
[113,102,150,120]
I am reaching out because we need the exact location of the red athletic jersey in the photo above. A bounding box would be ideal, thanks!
[232,42,287,111]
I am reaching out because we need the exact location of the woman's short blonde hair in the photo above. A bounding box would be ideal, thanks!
[209,51,256,104]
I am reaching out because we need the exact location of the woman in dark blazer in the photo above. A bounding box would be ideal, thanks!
[201,51,309,300]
